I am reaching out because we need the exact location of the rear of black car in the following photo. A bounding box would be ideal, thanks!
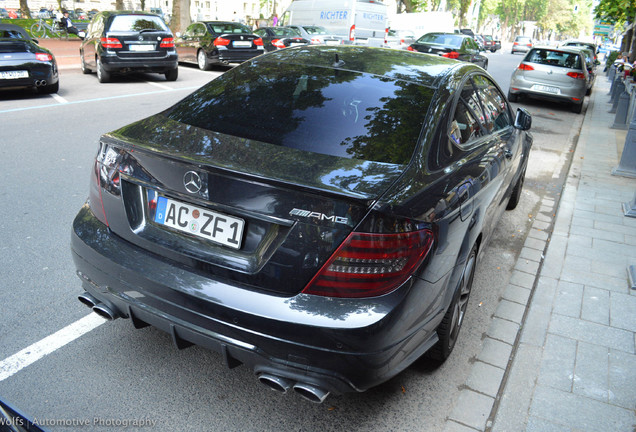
[0,36,58,93]
[71,48,457,399]
[204,22,264,63]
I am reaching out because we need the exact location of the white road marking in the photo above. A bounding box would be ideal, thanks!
[51,93,68,104]
[146,81,173,90]
[0,314,105,382]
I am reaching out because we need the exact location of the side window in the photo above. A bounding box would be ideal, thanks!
[449,82,484,148]
[183,24,196,37]
[254,29,265,37]
[194,23,206,36]
[473,75,512,132]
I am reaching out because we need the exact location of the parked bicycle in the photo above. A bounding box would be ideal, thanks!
[30,17,68,39]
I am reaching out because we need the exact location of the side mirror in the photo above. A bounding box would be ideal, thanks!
[514,107,532,131]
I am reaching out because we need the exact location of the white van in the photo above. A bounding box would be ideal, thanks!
[281,0,389,47]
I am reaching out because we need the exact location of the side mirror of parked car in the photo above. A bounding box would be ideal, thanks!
[514,107,532,130]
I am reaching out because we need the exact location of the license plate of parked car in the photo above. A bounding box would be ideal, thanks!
[129,44,155,51]
[532,84,560,94]
[0,70,28,79]
[154,196,244,249]
[232,41,252,48]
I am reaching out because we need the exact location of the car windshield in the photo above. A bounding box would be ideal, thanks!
[207,22,251,34]
[109,15,168,32]
[303,26,328,35]
[526,49,582,69]
[271,27,299,37]
[0,29,26,39]
[166,62,434,165]
[417,33,463,48]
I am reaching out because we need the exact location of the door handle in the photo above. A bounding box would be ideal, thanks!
[504,149,513,159]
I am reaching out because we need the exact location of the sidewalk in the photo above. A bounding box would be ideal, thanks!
[489,71,636,430]
[39,38,81,69]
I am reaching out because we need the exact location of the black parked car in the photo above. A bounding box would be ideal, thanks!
[0,23,59,93]
[253,26,310,51]
[79,11,178,83]
[408,32,488,69]
[175,21,264,70]
[71,45,532,403]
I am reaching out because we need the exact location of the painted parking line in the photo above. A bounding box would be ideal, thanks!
[0,314,105,382]
[0,86,200,115]
[51,93,68,104]
[146,81,173,90]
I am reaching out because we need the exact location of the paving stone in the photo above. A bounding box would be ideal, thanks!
[532,220,551,231]
[465,361,505,397]
[560,265,628,293]
[574,209,624,225]
[570,224,625,243]
[527,228,549,241]
[519,277,557,347]
[548,314,635,353]
[541,234,567,279]
[502,284,531,305]
[591,259,630,279]
[552,281,583,318]
[573,341,610,402]
[561,254,592,275]
[490,345,543,432]
[519,247,544,263]
[595,201,624,217]
[494,299,526,324]
[509,270,536,289]
[609,349,636,409]
[592,238,636,262]
[594,220,636,236]
[610,292,636,332]
[625,235,636,246]
[538,334,576,392]
[526,416,572,432]
[571,215,594,228]
[581,286,610,325]
[477,338,513,369]
[535,212,552,223]
[574,201,596,212]
[443,421,480,432]
[514,258,541,275]
[448,390,495,431]
[529,385,635,431]
[524,237,547,252]
[487,317,520,345]
[539,205,553,214]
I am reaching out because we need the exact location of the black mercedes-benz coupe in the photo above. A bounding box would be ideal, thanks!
[71,46,532,403]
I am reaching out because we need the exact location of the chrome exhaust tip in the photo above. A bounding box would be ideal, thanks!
[258,374,293,394]
[292,383,330,403]
[92,303,118,321]
[78,292,98,308]
[34,80,47,87]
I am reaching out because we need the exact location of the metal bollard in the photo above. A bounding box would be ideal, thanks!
[609,76,624,103]
[610,80,626,112]
[608,65,616,83]
[612,107,636,178]
[612,91,631,128]
[623,191,636,217]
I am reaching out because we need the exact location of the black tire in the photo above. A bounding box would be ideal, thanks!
[96,57,110,83]
[197,49,211,71]
[80,53,91,74]
[586,86,592,96]
[483,59,488,70]
[506,168,525,210]
[165,67,178,81]
[426,245,478,362]
[507,90,518,102]
[571,101,583,114]
[38,80,59,94]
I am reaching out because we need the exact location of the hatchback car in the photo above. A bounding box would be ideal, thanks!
[408,32,488,69]
[80,11,178,83]
[175,21,264,70]
[0,23,59,94]
[512,36,533,54]
[561,40,598,62]
[508,46,588,113]
[482,34,499,52]
[71,45,532,403]
[253,26,310,51]
[284,25,344,45]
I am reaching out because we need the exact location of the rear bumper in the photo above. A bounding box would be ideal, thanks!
[100,52,178,74]
[71,204,447,395]
[509,75,586,104]
[0,64,58,89]
[215,47,264,63]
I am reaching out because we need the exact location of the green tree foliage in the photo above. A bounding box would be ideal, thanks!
[594,0,636,25]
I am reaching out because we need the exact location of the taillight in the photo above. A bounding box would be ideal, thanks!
[442,51,460,59]
[513,42,519,46]
[272,39,286,49]
[101,37,122,48]
[311,37,321,44]
[567,71,586,80]
[89,142,119,227]
[160,37,174,48]
[302,229,434,298]
[407,46,415,51]
[213,36,230,46]
[518,63,534,71]
[384,27,388,44]
[254,37,263,46]
[349,24,355,41]
[35,53,52,61]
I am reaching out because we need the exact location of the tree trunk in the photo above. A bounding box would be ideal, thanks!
[170,0,190,35]
[19,0,31,19]
[115,0,124,11]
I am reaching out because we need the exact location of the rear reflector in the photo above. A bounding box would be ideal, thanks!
[35,53,52,61]
[518,63,534,71]
[303,229,434,298]
[160,38,174,48]
[101,37,122,48]
[441,51,460,59]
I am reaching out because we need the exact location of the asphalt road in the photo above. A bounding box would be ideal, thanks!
[0,50,585,431]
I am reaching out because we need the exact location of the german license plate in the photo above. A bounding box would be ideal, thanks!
[154,196,244,249]
[233,41,252,48]
[129,44,154,51]
[0,70,28,79]
[290,42,305,47]
[533,84,560,94]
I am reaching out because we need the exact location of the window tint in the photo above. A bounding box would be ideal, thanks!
[447,82,484,149]
[417,33,463,48]
[526,49,582,69]
[208,23,251,34]
[166,62,434,165]
[472,75,512,132]
[109,15,168,32]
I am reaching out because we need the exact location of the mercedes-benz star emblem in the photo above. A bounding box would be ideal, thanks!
[183,171,202,194]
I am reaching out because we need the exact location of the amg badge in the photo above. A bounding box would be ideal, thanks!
[289,208,348,225]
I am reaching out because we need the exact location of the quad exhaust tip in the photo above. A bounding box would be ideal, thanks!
[34,80,47,87]
[258,374,330,402]
[292,383,330,403]
[78,292,98,309]
[258,374,293,394]
[92,303,118,321]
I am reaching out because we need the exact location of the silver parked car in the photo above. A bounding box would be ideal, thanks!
[284,25,344,45]
[508,46,588,113]
[511,35,533,54]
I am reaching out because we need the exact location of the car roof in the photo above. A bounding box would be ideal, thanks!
[98,10,162,17]
[0,23,31,39]
[256,45,474,89]
[531,45,585,55]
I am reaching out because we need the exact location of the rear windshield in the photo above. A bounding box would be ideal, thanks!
[0,29,26,39]
[109,15,168,32]
[417,33,462,48]
[303,26,328,35]
[526,49,582,69]
[207,22,251,34]
[270,27,299,37]
[166,61,433,165]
